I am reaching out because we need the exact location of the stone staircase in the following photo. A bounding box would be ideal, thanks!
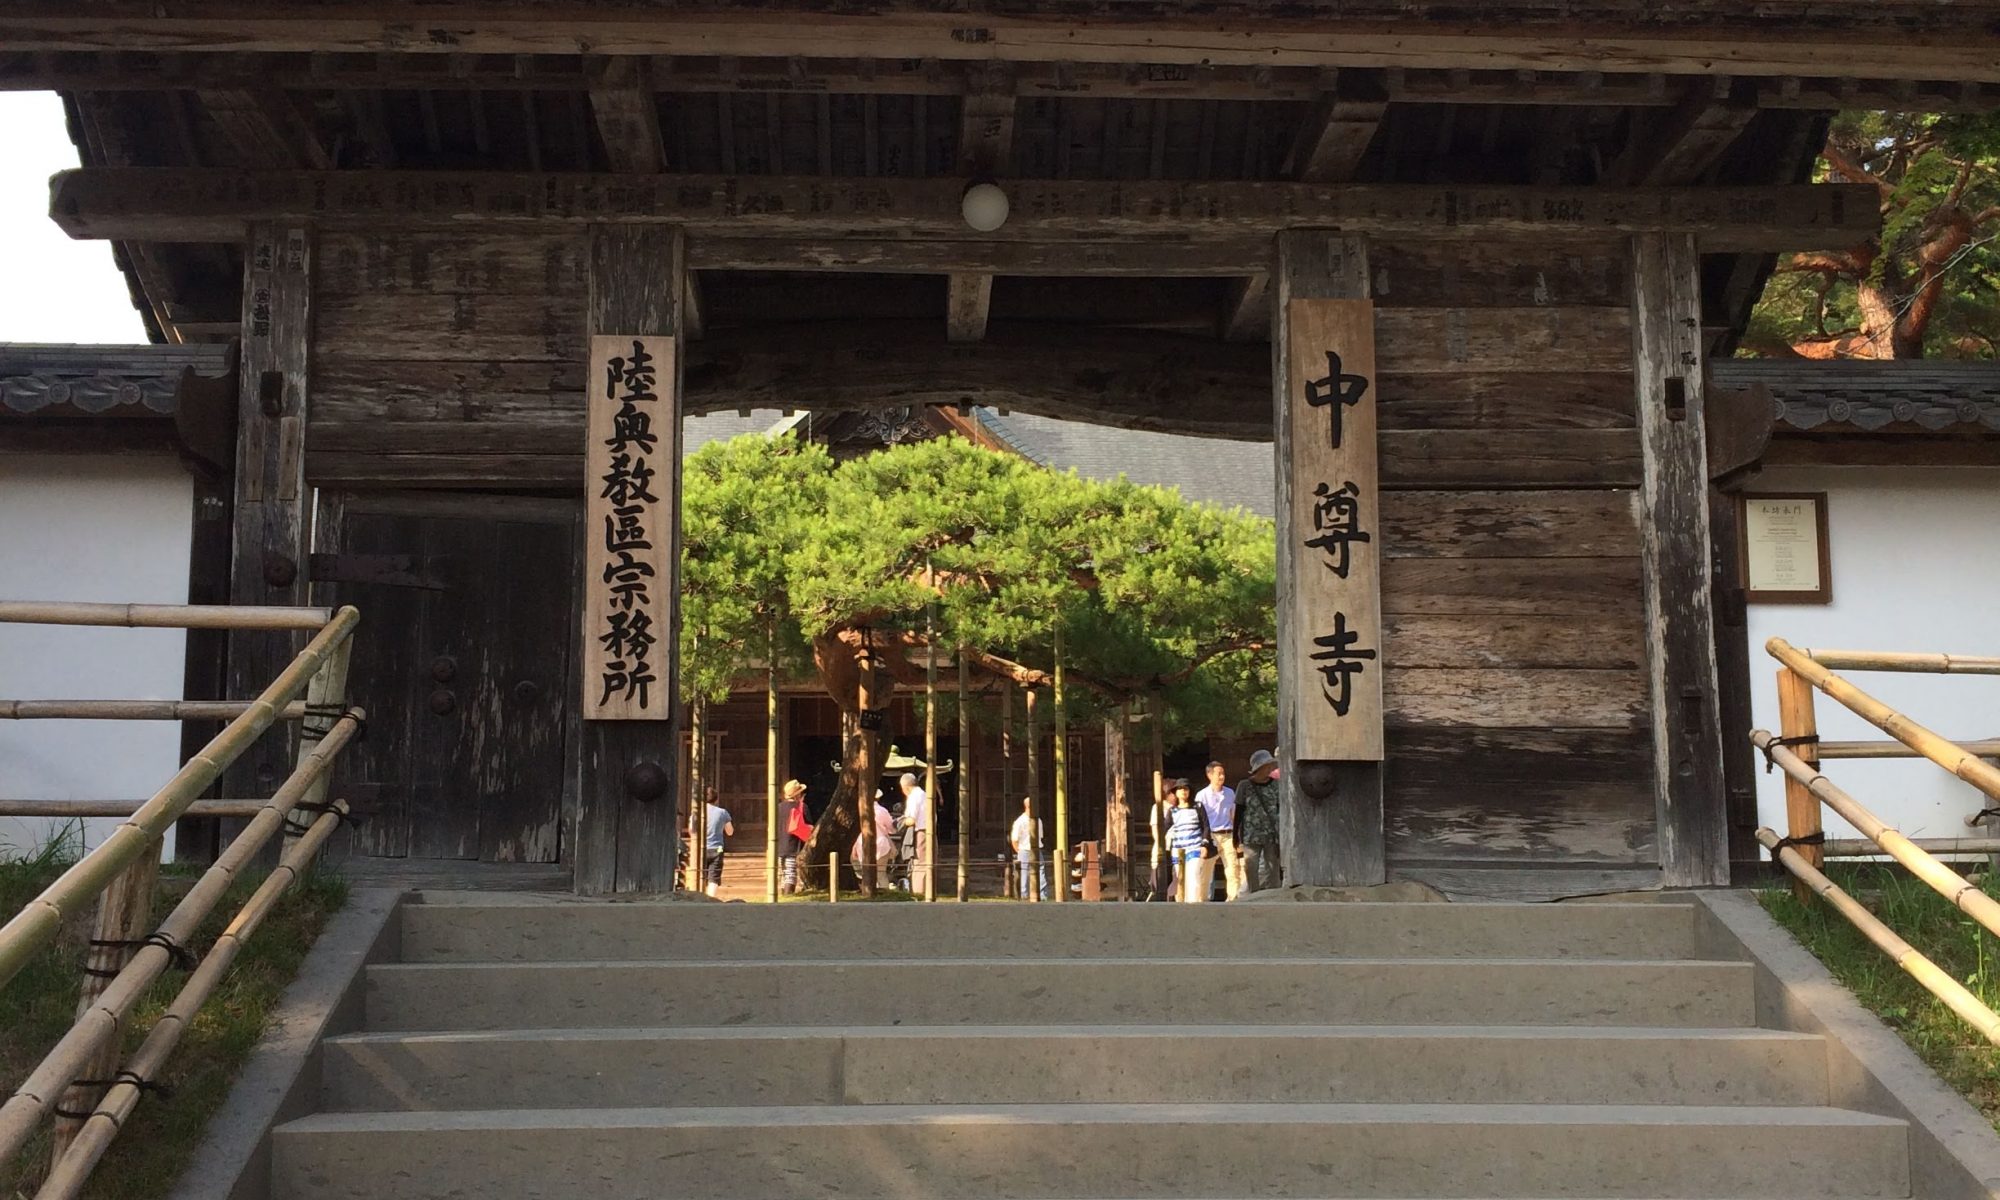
[269,898,1913,1199]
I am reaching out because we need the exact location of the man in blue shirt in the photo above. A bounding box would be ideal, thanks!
[1193,761,1243,900]
[701,787,734,899]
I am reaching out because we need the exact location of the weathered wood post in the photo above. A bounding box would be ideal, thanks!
[1631,232,1730,887]
[1273,231,1386,887]
[1775,667,1824,903]
[52,843,160,1166]
[285,636,352,854]
[923,585,939,901]
[1024,683,1040,903]
[575,225,683,894]
[223,223,313,808]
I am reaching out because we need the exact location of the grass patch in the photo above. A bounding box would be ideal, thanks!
[0,832,347,1200]
[1762,862,2000,1130]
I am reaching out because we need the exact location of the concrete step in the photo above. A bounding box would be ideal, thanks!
[363,957,1756,1032]
[320,1024,1830,1111]
[271,1102,1910,1199]
[397,899,1699,963]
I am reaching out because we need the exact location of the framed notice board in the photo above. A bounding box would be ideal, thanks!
[1739,492,1832,605]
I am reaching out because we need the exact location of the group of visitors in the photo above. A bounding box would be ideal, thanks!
[700,747,1281,902]
[1150,749,1280,902]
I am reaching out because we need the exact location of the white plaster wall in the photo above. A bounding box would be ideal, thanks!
[1746,466,2000,850]
[0,453,192,860]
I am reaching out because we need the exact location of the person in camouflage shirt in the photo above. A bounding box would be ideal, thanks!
[1235,749,1282,893]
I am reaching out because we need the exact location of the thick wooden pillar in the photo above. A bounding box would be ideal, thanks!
[1630,233,1730,887]
[574,225,684,894]
[1274,230,1385,887]
[223,223,312,803]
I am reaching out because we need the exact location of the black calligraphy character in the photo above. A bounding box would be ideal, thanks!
[599,454,659,506]
[600,609,658,708]
[605,341,658,405]
[1309,612,1378,717]
[607,404,658,456]
[1303,351,1369,449]
[1303,481,1369,578]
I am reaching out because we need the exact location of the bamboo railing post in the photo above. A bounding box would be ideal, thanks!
[829,854,841,904]
[765,620,780,905]
[0,606,358,993]
[286,633,352,852]
[1776,667,1824,903]
[1759,827,2000,1046]
[50,842,159,1166]
[1052,626,1069,903]
[956,649,971,902]
[36,801,350,1200]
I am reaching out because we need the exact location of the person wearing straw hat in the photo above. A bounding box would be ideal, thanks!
[1236,749,1283,894]
[776,780,810,895]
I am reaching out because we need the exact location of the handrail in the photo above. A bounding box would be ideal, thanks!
[0,701,311,721]
[1760,639,2000,1050]
[0,605,359,992]
[39,800,352,1199]
[0,710,365,1165]
[0,800,272,818]
[1767,638,2000,804]
[1753,730,2000,939]
[1757,828,2000,1046]
[0,602,331,630]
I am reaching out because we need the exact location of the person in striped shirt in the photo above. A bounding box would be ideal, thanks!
[1165,778,1211,904]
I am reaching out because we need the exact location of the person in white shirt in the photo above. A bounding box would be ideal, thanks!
[851,789,896,891]
[1009,796,1050,901]
[1193,760,1244,900]
[898,772,932,896]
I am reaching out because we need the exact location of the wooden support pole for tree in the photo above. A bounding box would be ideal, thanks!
[1024,683,1040,903]
[1149,693,1165,892]
[766,618,780,904]
[1000,684,1014,824]
[957,649,972,902]
[1052,628,1069,903]
[923,590,939,901]
[1775,667,1823,903]
[1103,707,1130,900]
[50,843,159,1166]
[686,695,707,894]
[855,641,879,897]
[1631,231,1729,886]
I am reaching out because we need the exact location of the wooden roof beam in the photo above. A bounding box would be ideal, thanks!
[196,88,333,169]
[7,5,2000,82]
[47,169,1880,253]
[947,86,1016,343]
[587,57,665,172]
[1224,71,1386,341]
[1601,78,1759,187]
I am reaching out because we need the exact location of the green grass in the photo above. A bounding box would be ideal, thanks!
[1762,862,2000,1131]
[1,830,347,1200]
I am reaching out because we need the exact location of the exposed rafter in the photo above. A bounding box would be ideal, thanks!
[196,88,333,169]
[1601,78,1759,187]
[586,57,665,172]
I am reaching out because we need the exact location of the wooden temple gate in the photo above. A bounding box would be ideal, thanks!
[7,0,1968,895]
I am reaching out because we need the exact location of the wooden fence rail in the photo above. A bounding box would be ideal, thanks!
[0,701,310,721]
[0,602,330,630]
[0,800,271,819]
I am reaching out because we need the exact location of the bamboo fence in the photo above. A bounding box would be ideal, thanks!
[34,800,351,1200]
[0,710,365,1166]
[0,800,269,818]
[1801,648,2000,675]
[1819,738,2000,760]
[1758,828,2000,1046]
[1767,638,2000,804]
[0,602,331,630]
[1754,730,2000,938]
[1822,837,2000,857]
[0,605,359,993]
[0,701,312,722]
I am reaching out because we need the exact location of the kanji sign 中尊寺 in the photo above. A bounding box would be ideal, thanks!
[583,333,675,720]
[1284,299,1383,760]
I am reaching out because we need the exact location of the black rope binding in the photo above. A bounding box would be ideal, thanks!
[283,799,358,838]
[1974,807,2000,824]
[1761,733,1821,773]
[301,703,367,744]
[1768,831,1826,859]
[52,1071,172,1120]
[82,931,194,977]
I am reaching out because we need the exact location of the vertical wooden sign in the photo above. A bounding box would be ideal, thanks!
[1283,297,1384,761]
[583,332,676,721]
